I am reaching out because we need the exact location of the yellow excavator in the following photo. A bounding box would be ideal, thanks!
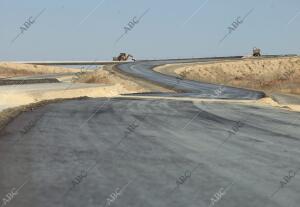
[113,53,136,61]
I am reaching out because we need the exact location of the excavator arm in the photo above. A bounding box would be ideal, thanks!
[113,53,136,61]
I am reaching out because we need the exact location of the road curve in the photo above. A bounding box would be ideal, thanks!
[117,58,265,100]
[0,98,299,207]
[1,57,299,207]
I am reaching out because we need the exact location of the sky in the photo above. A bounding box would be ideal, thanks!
[0,0,299,61]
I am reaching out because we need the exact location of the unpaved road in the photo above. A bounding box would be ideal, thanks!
[0,98,300,207]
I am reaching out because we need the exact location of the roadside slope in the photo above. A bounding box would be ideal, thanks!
[117,59,266,100]
[0,62,80,79]
[154,56,300,95]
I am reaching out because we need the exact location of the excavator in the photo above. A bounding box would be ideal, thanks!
[113,53,136,61]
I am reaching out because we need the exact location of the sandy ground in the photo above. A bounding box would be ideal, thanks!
[154,57,300,111]
[155,56,300,95]
[0,61,172,134]
[74,65,172,93]
[0,64,165,111]
[0,62,80,78]
[1,60,300,207]
[0,82,132,108]
[1,59,300,131]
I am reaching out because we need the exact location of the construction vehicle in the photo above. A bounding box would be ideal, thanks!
[113,53,136,61]
[252,47,261,57]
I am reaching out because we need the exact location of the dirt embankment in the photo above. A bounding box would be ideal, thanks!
[0,64,169,113]
[74,65,171,93]
[0,97,90,132]
[0,64,171,130]
[0,62,79,78]
[155,57,300,95]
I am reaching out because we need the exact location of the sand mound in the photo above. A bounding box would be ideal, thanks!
[155,57,300,95]
[0,64,168,114]
[74,65,171,93]
[0,62,80,78]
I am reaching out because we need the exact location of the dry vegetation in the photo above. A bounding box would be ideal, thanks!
[156,57,300,95]
[0,62,79,78]
[74,66,171,93]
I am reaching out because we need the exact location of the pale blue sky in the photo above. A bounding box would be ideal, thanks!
[0,0,299,61]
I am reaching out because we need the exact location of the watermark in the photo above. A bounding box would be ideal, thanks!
[62,162,101,199]
[64,117,139,196]
[172,119,244,191]
[208,182,234,207]
[271,169,298,197]
[103,179,134,207]
[115,8,150,43]
[64,112,140,196]
[219,8,254,44]
[105,188,122,206]
[69,170,88,191]
[11,8,46,44]
[174,170,192,189]
[182,110,202,130]
[79,0,107,25]
[277,69,296,90]
[287,10,300,25]
[182,0,211,26]
[113,118,141,149]
[175,74,185,86]
[124,120,140,138]
[164,74,185,92]
[1,188,18,207]
[1,180,29,207]
[214,120,244,149]
[72,68,88,82]
[21,120,36,134]
[212,86,225,97]
[280,69,295,81]
[228,121,244,136]
[79,98,112,129]
[20,116,43,134]
[175,75,184,85]
[15,112,44,139]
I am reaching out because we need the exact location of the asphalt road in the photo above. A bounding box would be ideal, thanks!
[1,57,299,207]
[117,58,266,100]
[0,98,300,207]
